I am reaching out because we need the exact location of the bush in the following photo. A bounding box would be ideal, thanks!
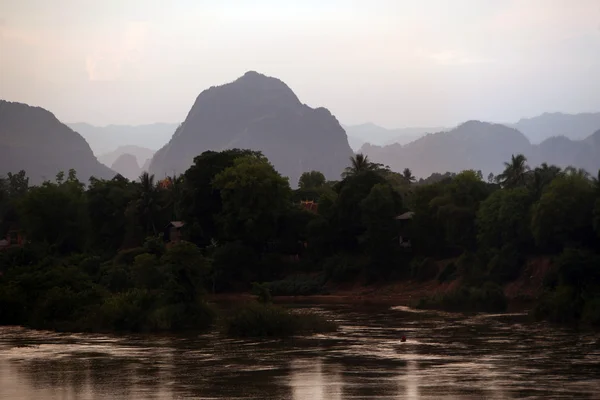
[533,285,581,324]
[225,303,337,337]
[437,262,457,283]
[264,275,326,296]
[322,254,365,283]
[487,244,524,283]
[410,257,438,282]
[417,282,507,312]
[581,297,600,326]
[98,288,154,332]
[114,247,147,265]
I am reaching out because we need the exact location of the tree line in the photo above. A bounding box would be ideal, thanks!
[0,150,599,330]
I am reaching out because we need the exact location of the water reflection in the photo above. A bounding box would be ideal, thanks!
[0,306,599,399]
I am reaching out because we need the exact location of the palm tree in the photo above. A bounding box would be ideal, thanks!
[402,168,416,184]
[529,163,563,198]
[342,153,380,178]
[496,154,530,188]
[137,172,159,235]
[564,166,590,179]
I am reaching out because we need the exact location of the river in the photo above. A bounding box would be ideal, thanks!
[0,305,598,399]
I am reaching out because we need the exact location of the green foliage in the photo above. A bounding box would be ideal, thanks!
[477,187,533,251]
[251,282,272,303]
[486,244,524,283]
[225,303,337,337]
[322,253,367,282]
[531,175,596,251]
[417,282,507,313]
[437,262,457,283]
[264,275,326,296]
[213,155,292,246]
[410,257,439,282]
[533,285,580,324]
[298,171,326,189]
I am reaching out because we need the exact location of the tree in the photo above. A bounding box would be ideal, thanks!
[531,175,596,251]
[136,172,160,235]
[342,153,383,178]
[529,163,563,200]
[564,166,590,179]
[360,183,398,277]
[487,172,495,184]
[18,178,88,253]
[212,155,292,247]
[87,175,138,252]
[180,149,262,246]
[402,168,416,184]
[496,154,530,188]
[477,187,533,251]
[298,171,326,189]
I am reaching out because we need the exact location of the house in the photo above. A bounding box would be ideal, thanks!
[300,200,318,213]
[0,225,26,251]
[395,211,414,248]
[164,221,185,244]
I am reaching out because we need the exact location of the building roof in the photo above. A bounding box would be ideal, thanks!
[169,221,185,228]
[395,211,415,220]
[0,239,9,247]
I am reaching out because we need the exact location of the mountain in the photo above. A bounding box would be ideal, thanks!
[148,71,353,185]
[67,122,178,156]
[510,112,600,144]
[98,145,155,170]
[0,100,115,184]
[362,121,600,179]
[343,123,445,150]
[360,121,532,178]
[110,153,141,181]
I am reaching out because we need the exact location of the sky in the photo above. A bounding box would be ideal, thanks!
[1,0,600,127]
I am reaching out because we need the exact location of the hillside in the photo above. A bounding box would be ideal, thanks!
[361,121,531,178]
[110,153,141,181]
[343,122,445,150]
[68,122,178,156]
[98,145,155,170]
[0,100,115,184]
[148,71,353,185]
[510,112,600,144]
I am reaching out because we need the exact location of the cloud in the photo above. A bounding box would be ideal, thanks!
[85,21,149,81]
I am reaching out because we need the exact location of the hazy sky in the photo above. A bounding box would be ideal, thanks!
[1,0,599,127]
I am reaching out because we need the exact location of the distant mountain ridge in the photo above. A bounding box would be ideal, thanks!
[68,122,178,156]
[343,122,446,150]
[98,145,155,171]
[148,71,353,185]
[510,112,600,144]
[0,100,115,184]
[361,121,600,179]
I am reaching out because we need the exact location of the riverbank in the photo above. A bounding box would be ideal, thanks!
[209,257,550,311]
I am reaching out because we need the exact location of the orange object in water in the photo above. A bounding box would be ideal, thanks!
[401,336,406,342]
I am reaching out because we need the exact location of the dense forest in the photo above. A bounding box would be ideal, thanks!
[0,149,599,333]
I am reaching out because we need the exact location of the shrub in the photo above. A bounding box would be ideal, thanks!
[417,282,507,313]
[581,297,600,326]
[225,303,337,337]
[410,257,438,282]
[264,274,326,296]
[322,254,365,283]
[533,285,581,324]
[114,247,147,265]
[437,262,457,283]
[98,288,154,332]
[487,244,524,283]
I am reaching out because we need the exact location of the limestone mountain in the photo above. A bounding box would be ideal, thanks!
[0,100,115,184]
[98,145,155,170]
[362,121,600,179]
[360,121,532,178]
[510,112,600,144]
[110,154,141,181]
[343,122,444,150]
[148,71,353,185]
[68,122,178,156]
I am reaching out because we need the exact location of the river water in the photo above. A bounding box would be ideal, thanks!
[0,305,598,399]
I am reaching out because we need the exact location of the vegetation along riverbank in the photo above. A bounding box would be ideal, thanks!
[1,150,599,334]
